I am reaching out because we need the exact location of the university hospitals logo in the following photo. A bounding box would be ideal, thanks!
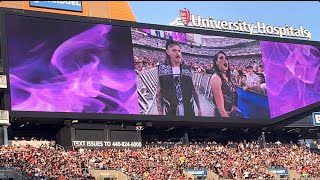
[179,8,191,26]
[177,9,311,39]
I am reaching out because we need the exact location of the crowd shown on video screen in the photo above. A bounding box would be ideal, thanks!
[132,30,267,95]
[201,36,255,47]
[131,30,261,57]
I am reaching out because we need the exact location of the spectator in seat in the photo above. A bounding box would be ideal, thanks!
[244,66,261,92]
[205,63,215,75]
[255,65,267,94]
[229,65,239,85]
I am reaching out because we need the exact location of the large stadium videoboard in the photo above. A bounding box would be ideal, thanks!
[4,12,320,123]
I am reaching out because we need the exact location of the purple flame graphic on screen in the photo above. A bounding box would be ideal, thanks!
[9,25,139,114]
[260,41,320,118]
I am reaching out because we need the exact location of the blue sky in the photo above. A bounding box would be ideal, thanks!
[129,1,320,42]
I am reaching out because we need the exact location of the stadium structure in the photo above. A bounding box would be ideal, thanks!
[0,2,319,180]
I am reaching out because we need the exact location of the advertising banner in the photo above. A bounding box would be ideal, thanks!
[268,168,289,176]
[72,141,142,148]
[185,169,208,177]
[30,1,82,12]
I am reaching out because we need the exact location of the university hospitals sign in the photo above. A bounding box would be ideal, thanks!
[179,8,312,39]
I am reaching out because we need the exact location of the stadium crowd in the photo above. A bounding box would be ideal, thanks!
[133,47,262,72]
[0,141,319,180]
[131,30,261,57]
[200,37,255,47]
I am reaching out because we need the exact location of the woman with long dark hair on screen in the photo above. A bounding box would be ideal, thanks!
[210,51,241,118]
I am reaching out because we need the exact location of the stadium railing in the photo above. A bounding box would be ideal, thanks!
[137,67,159,115]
